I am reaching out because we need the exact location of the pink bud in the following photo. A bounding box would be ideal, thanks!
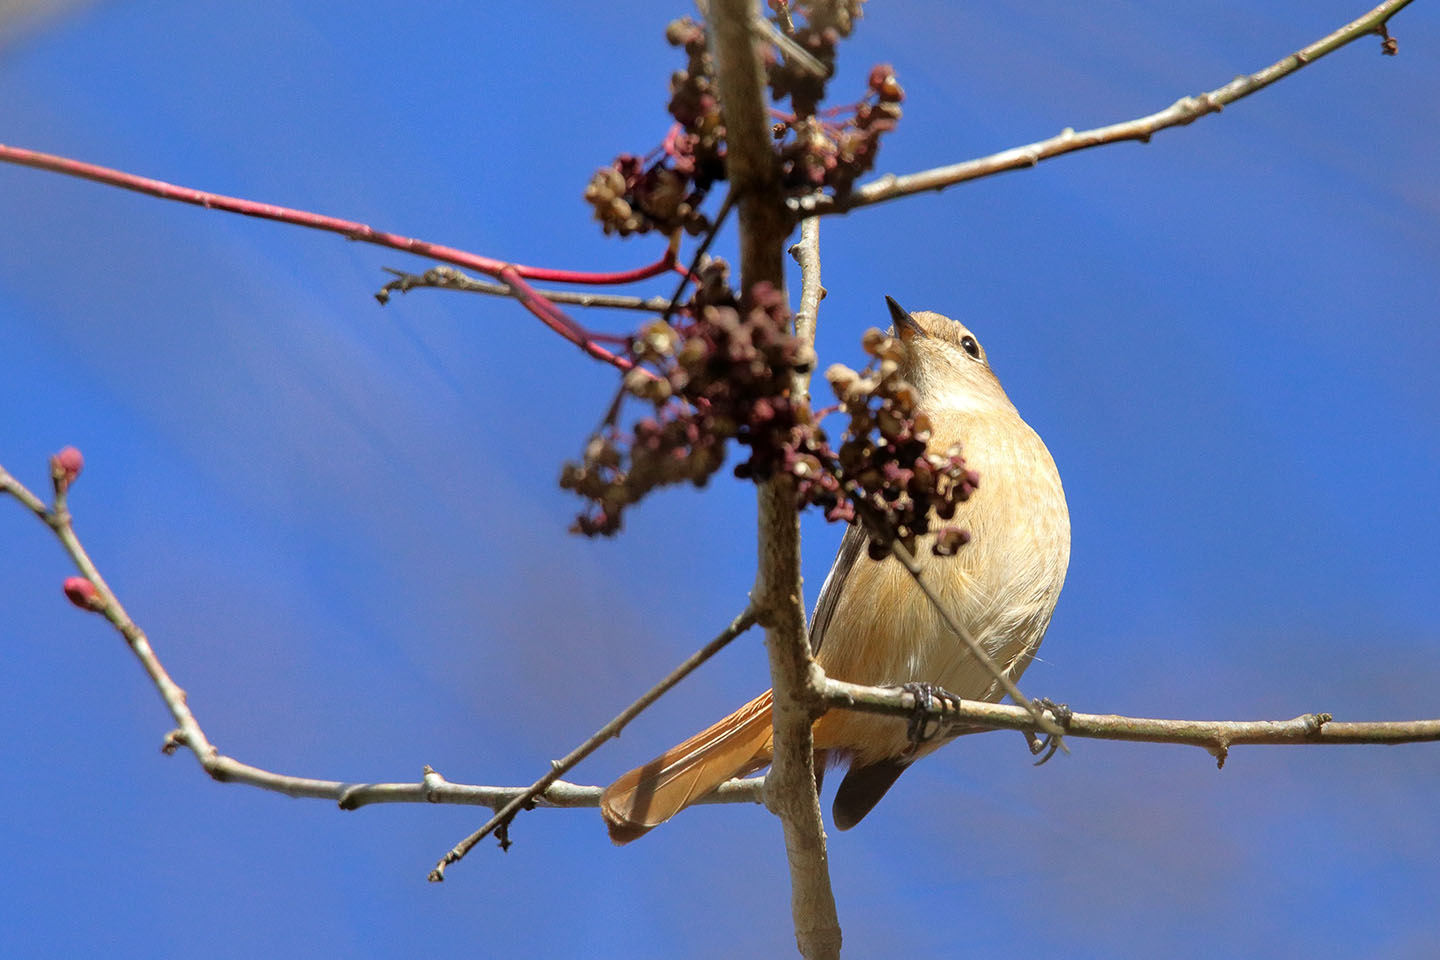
[63,576,104,612]
[50,446,84,491]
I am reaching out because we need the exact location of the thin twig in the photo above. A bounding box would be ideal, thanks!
[794,0,1417,215]
[0,467,49,519]
[753,13,827,77]
[889,542,1064,741]
[0,460,765,809]
[428,606,759,880]
[0,142,680,373]
[662,188,739,325]
[497,267,637,370]
[377,267,672,313]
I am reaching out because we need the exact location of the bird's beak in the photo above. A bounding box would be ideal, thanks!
[885,296,925,341]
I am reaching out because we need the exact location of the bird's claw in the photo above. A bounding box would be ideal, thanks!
[901,681,963,754]
[1026,697,1072,766]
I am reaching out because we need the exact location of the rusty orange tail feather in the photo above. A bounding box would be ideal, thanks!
[600,691,775,844]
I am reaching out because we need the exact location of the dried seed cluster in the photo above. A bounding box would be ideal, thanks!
[765,0,865,115]
[584,1,902,237]
[560,269,814,535]
[819,331,978,560]
[562,269,975,559]
[584,17,722,238]
[775,62,903,195]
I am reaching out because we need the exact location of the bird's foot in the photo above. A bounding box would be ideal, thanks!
[900,682,963,753]
[1026,697,1072,766]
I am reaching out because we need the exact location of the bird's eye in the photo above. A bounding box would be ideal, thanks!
[960,335,981,359]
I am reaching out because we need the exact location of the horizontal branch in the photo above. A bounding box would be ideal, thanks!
[182,750,766,811]
[376,266,671,313]
[823,676,1440,767]
[794,0,1416,215]
[8,448,1438,874]
[889,541,1063,740]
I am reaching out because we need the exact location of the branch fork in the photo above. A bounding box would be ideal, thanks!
[0,3,1426,957]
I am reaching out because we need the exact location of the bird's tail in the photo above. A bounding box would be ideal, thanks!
[600,690,775,844]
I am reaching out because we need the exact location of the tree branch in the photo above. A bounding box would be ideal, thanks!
[660,187,739,325]
[787,216,822,406]
[0,142,678,285]
[496,266,639,370]
[0,142,679,371]
[428,604,758,877]
[794,0,1418,215]
[889,541,1063,741]
[7,450,1436,853]
[822,677,1440,767]
[376,266,672,314]
[0,456,761,823]
[709,2,842,958]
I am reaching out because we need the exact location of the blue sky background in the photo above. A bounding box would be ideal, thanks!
[2,1,1438,957]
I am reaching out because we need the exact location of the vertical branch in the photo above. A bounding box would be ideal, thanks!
[708,3,842,959]
[789,217,822,406]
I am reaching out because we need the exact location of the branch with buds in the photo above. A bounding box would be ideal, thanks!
[0,1,1430,958]
[5,449,1435,833]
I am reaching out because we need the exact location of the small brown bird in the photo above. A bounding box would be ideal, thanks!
[601,298,1071,842]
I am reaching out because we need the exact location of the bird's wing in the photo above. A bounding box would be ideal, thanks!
[808,522,868,655]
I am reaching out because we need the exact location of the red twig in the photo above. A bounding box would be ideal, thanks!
[496,268,637,370]
[0,143,675,286]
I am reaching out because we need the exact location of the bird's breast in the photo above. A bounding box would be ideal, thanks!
[815,407,1070,695]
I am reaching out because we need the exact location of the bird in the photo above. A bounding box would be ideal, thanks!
[600,297,1070,843]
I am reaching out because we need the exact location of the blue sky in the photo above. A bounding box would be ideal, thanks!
[2,1,1438,957]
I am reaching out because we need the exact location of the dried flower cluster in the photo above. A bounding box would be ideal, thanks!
[818,331,978,560]
[584,18,722,237]
[561,267,974,559]
[764,1,903,194]
[584,1,901,236]
[765,0,865,115]
[774,62,903,195]
[560,267,814,534]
